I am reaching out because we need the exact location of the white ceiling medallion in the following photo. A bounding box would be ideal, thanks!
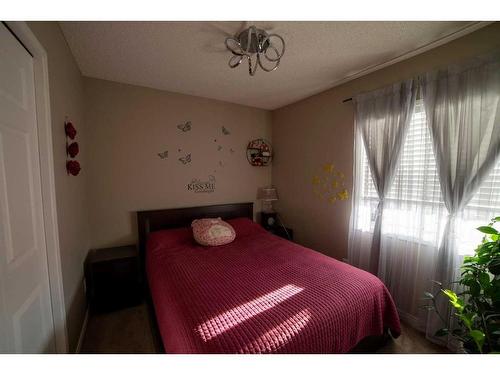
[225,26,285,76]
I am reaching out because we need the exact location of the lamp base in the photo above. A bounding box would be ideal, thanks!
[261,200,275,213]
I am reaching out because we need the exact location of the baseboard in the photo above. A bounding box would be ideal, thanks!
[75,308,89,353]
[397,309,425,332]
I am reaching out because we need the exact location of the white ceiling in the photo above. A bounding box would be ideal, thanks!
[60,21,481,110]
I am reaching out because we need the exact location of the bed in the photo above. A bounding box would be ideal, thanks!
[137,202,400,354]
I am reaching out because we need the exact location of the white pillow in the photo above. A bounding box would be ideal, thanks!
[191,218,236,246]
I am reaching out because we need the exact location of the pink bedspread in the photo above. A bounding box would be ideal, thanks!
[146,218,400,353]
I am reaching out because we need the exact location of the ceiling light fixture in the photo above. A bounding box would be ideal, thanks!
[225,26,285,76]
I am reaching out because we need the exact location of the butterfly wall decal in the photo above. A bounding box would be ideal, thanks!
[157,150,168,159]
[178,154,192,165]
[222,126,230,135]
[177,121,192,132]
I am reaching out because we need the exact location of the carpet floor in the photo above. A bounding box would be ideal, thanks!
[80,303,448,354]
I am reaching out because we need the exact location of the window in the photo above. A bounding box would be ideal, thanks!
[357,100,500,255]
[457,160,500,253]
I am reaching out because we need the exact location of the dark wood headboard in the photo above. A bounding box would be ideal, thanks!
[137,202,254,256]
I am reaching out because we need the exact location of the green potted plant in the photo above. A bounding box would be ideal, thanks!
[423,217,500,353]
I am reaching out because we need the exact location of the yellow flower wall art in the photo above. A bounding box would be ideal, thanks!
[312,163,349,204]
[323,163,335,173]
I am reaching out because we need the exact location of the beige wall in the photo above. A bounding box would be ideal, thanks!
[84,78,272,249]
[271,22,500,261]
[28,22,89,352]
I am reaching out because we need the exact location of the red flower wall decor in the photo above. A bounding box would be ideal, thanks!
[66,160,81,176]
[67,142,79,158]
[64,121,77,139]
[65,119,80,176]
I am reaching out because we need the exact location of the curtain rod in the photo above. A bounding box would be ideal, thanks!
[342,98,352,103]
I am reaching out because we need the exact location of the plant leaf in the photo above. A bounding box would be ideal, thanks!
[470,330,485,353]
[479,272,491,289]
[461,313,474,330]
[442,289,457,300]
[477,226,499,235]
[469,280,481,296]
[442,289,464,311]
[423,292,434,300]
[435,328,449,337]
[461,260,473,265]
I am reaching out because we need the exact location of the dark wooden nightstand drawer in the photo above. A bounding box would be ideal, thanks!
[85,245,143,313]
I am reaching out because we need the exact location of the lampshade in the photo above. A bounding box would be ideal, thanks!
[257,187,278,201]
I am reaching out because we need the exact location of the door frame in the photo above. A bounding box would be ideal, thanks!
[4,21,68,353]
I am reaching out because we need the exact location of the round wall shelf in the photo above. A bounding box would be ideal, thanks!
[246,138,272,166]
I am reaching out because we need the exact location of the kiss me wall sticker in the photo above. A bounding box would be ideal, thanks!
[312,163,349,204]
[156,121,235,193]
[187,175,216,193]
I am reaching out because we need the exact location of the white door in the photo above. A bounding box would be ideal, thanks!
[0,23,56,353]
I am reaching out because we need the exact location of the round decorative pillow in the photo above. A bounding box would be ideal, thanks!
[191,218,236,246]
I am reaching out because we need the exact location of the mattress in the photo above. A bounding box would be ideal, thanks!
[146,218,400,353]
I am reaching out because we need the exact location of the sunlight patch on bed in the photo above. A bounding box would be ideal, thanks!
[239,308,312,353]
[197,284,304,342]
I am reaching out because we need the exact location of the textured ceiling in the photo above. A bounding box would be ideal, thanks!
[60,21,479,110]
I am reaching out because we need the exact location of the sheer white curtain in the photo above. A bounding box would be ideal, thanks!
[348,53,500,344]
[421,54,500,342]
[349,80,417,274]
[350,100,450,328]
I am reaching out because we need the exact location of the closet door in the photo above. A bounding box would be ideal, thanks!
[0,23,56,353]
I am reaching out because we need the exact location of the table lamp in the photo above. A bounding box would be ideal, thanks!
[257,187,278,213]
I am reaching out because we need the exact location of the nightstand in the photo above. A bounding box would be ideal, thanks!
[267,226,294,241]
[260,212,293,241]
[84,245,142,313]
